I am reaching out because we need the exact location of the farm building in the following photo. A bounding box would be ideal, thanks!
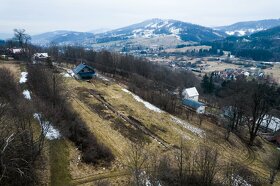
[182,87,199,101]
[33,53,49,60]
[182,99,205,114]
[10,48,23,54]
[73,63,96,79]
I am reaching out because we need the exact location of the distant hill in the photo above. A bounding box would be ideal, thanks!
[30,19,226,50]
[31,30,95,47]
[0,33,13,40]
[0,39,5,46]
[89,28,111,34]
[204,26,280,61]
[95,18,226,43]
[216,19,280,36]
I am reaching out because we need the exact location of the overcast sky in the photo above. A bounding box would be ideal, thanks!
[0,0,280,34]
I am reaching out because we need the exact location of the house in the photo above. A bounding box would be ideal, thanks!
[73,63,96,79]
[10,48,23,54]
[182,87,199,101]
[33,53,49,60]
[182,99,205,114]
[0,55,8,60]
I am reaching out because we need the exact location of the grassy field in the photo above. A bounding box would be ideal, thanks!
[2,61,279,185]
[264,63,280,83]
[164,45,211,53]
[61,73,279,185]
[0,62,21,77]
[49,140,72,186]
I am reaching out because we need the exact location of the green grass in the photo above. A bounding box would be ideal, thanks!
[49,139,71,186]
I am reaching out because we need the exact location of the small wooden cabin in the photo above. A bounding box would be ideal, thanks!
[73,63,96,79]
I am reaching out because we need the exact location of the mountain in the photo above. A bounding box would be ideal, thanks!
[251,26,280,39]
[204,26,280,61]
[30,19,226,50]
[31,30,95,47]
[0,39,5,46]
[216,18,280,36]
[0,33,13,40]
[89,28,111,34]
[95,18,226,43]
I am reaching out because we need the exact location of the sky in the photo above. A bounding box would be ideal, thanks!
[0,0,280,35]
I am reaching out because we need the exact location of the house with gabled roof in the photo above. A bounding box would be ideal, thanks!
[182,87,199,101]
[73,63,95,79]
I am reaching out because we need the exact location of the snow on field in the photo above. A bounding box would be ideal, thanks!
[22,90,31,100]
[169,27,181,35]
[232,175,251,186]
[60,72,72,78]
[171,116,205,138]
[19,72,28,84]
[67,69,75,77]
[33,113,61,140]
[96,73,110,81]
[122,88,162,113]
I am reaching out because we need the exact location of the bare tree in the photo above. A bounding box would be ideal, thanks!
[175,138,191,186]
[13,29,30,48]
[125,143,148,186]
[194,145,219,186]
[245,83,276,146]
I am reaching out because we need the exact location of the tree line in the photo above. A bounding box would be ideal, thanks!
[0,68,45,185]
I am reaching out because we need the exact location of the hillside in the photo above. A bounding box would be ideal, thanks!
[216,18,280,36]
[96,18,226,43]
[31,30,95,47]
[30,19,226,49]
[204,26,280,61]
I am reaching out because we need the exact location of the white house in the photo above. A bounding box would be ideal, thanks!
[10,48,23,54]
[182,87,199,101]
[33,53,49,60]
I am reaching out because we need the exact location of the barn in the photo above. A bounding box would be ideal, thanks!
[73,63,96,79]
[182,99,205,114]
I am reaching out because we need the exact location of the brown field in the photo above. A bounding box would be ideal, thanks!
[5,62,279,185]
[264,64,280,83]
[0,61,21,77]
[60,72,278,185]
[203,61,241,73]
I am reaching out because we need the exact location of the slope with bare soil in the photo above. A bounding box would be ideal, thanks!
[60,72,277,185]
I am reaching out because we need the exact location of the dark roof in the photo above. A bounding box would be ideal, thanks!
[182,99,205,109]
[73,63,95,74]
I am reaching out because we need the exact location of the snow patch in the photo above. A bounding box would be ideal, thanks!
[122,89,162,113]
[67,69,75,77]
[33,113,61,140]
[232,175,251,186]
[132,29,143,33]
[226,31,235,36]
[171,116,205,138]
[61,72,71,78]
[19,72,28,84]
[96,73,110,81]
[169,27,181,35]
[23,90,31,100]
